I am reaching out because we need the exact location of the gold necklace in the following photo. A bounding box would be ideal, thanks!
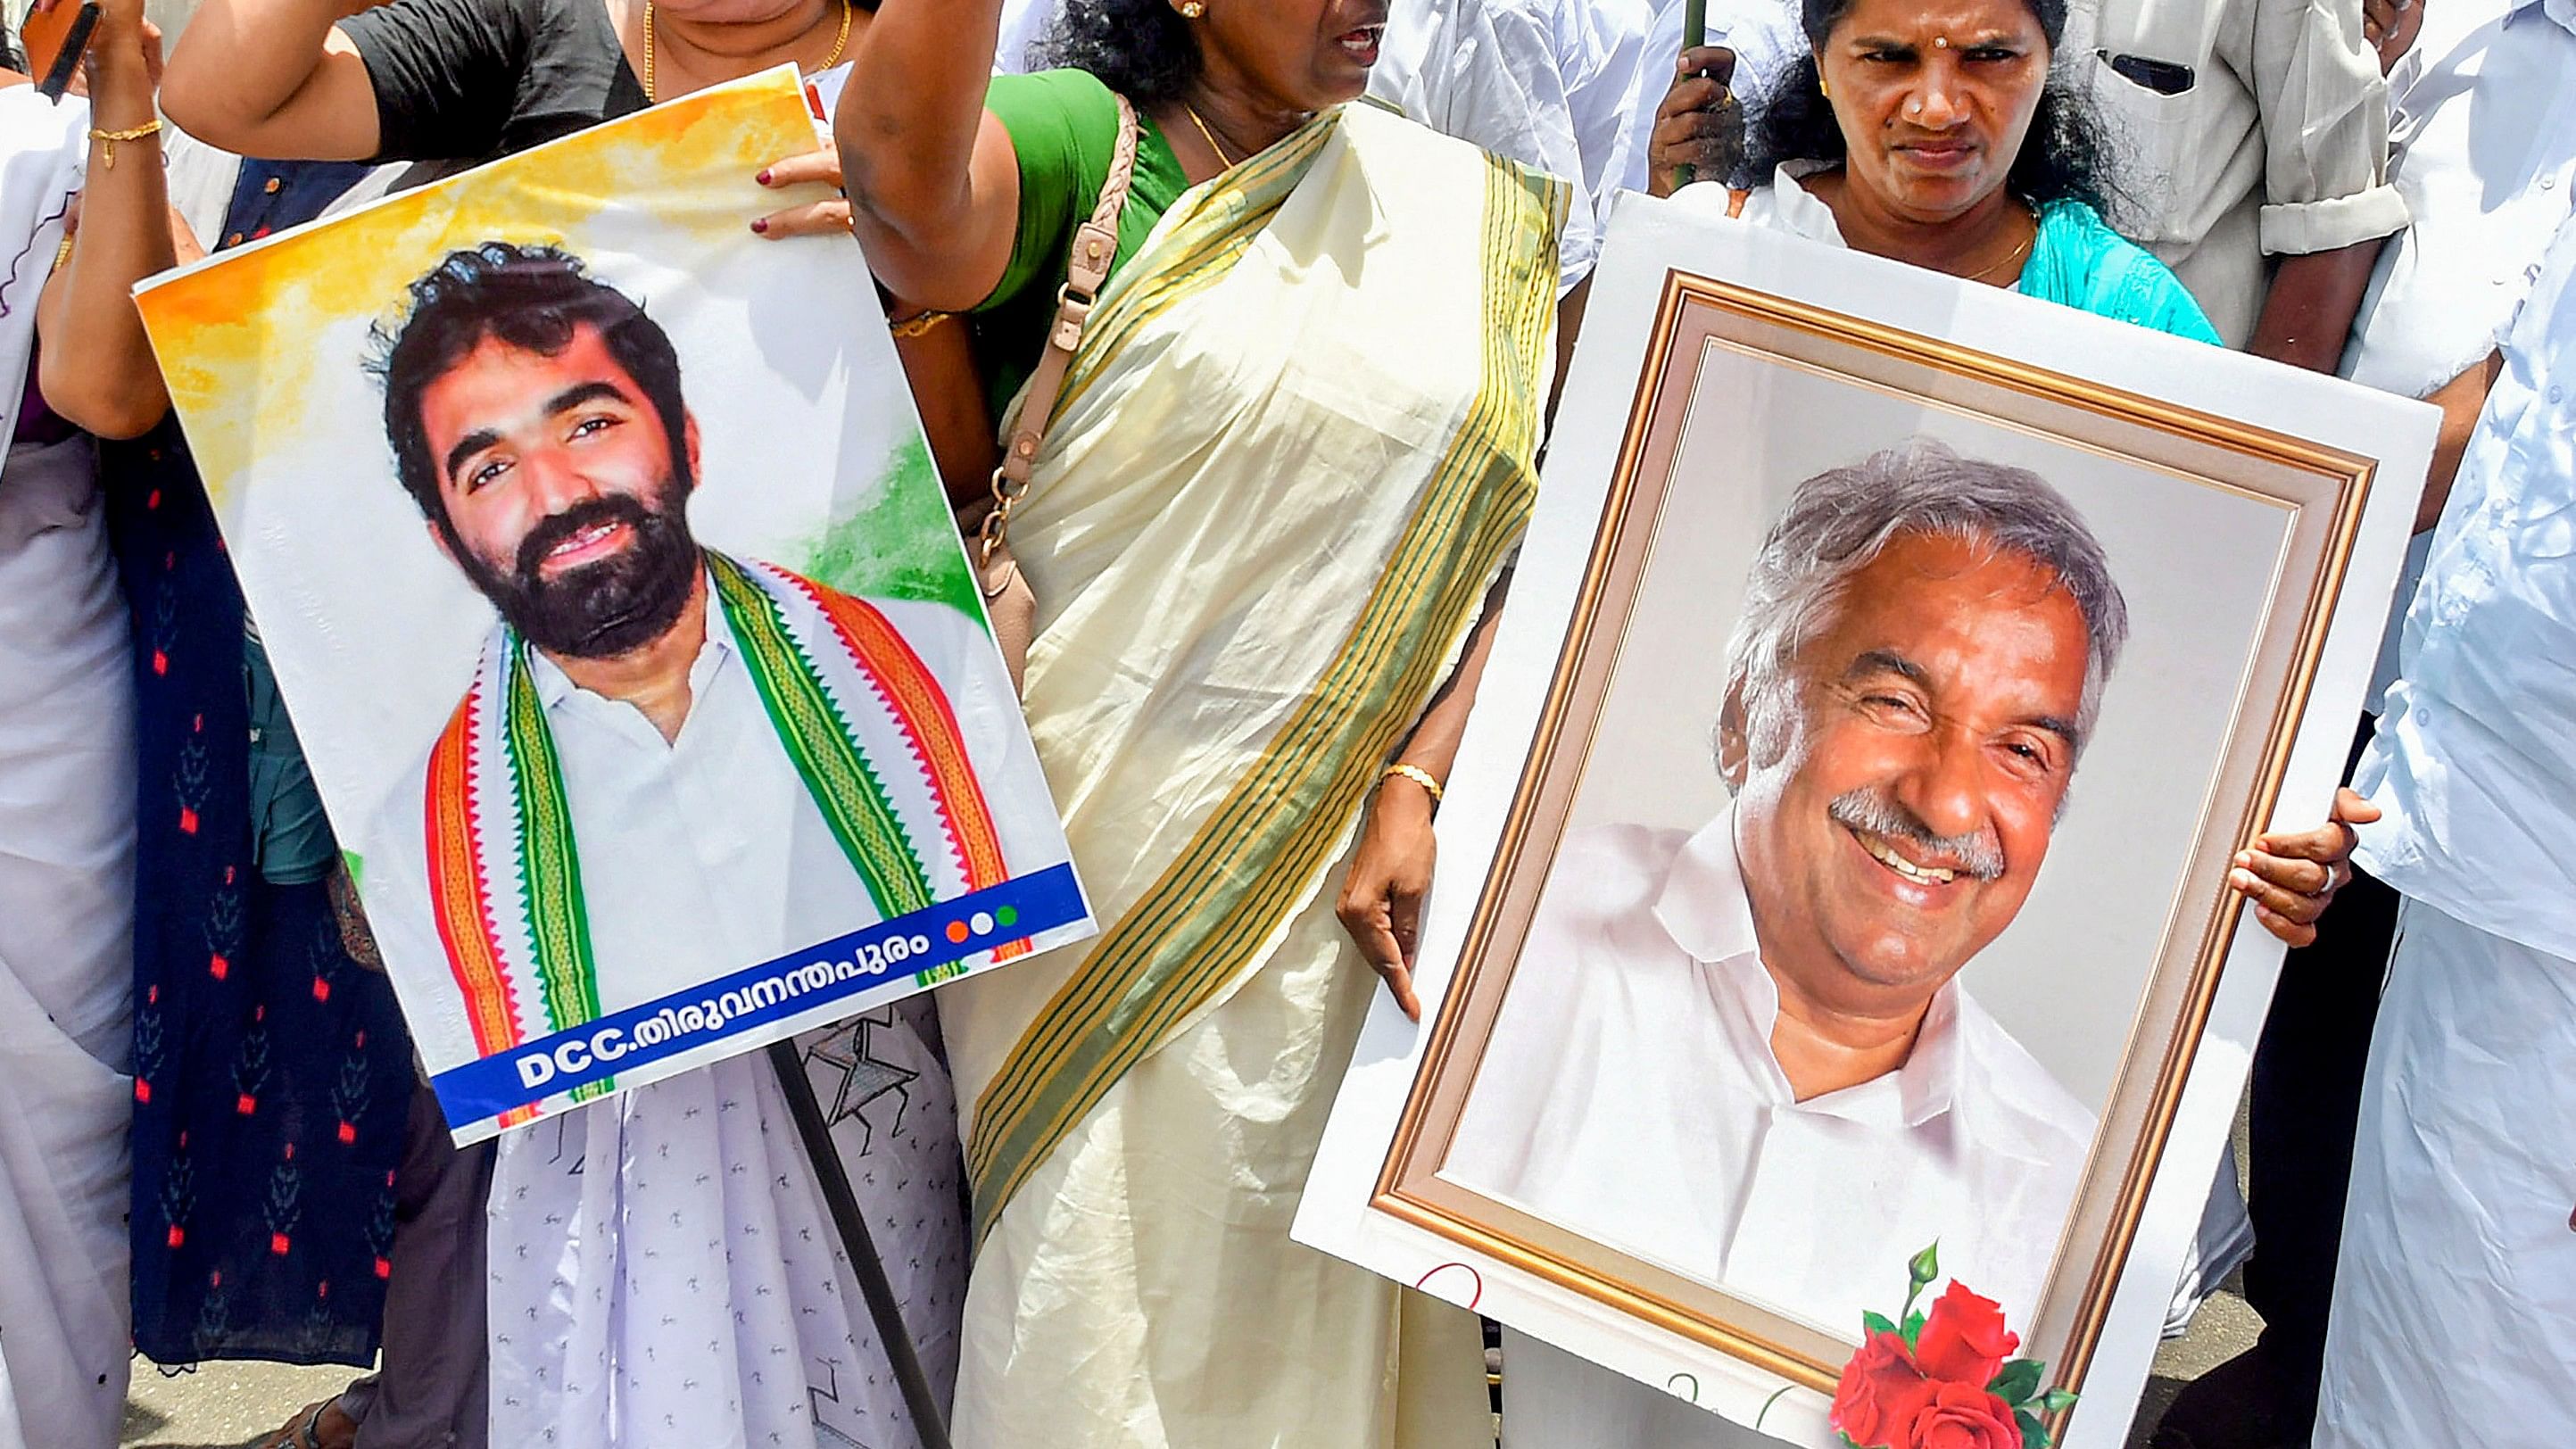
[642,0,851,104]
[1961,210,2038,284]
[1180,103,1241,168]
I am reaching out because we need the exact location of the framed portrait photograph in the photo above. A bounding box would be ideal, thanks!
[1296,201,2436,1446]
[133,70,1095,1143]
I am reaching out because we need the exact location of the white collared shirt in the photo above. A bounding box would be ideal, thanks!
[367,580,1054,1066]
[2355,211,2576,962]
[2341,0,2576,708]
[1366,0,1661,294]
[2344,0,2576,401]
[1448,813,2096,1337]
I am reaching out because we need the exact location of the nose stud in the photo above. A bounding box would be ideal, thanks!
[1908,98,1925,114]
[1934,34,1950,46]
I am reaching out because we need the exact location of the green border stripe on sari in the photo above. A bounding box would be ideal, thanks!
[1048,108,1338,425]
[967,148,1567,1240]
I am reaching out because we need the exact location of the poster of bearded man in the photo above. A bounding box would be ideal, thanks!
[132,70,1093,1145]
[1294,203,2436,1448]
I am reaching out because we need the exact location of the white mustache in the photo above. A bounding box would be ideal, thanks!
[1826,788,2005,882]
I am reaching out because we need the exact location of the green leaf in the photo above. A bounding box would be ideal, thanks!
[1986,1359,2042,1406]
[1909,1241,1942,1289]
[2040,1388,2080,1412]
[1901,1311,1926,1350]
[1862,1311,1900,1339]
[2017,1407,2053,1449]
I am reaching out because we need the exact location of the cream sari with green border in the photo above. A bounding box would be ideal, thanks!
[939,101,1565,1446]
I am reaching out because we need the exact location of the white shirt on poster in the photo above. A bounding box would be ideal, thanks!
[2355,208,2576,962]
[1448,812,2096,1340]
[365,586,1054,1064]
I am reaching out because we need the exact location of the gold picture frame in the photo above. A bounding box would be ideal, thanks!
[1366,269,2376,1435]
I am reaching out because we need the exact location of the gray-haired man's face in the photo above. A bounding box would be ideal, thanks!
[1721,531,2091,1016]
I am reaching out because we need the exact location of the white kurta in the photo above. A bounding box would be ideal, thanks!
[2340,0,2576,709]
[0,90,134,1449]
[2320,209,2576,1446]
[365,589,1040,1449]
[1458,815,2092,1449]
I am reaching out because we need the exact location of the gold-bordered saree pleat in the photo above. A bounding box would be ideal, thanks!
[965,115,1568,1244]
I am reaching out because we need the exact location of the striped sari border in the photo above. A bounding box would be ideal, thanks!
[966,150,1567,1240]
[1049,110,1339,425]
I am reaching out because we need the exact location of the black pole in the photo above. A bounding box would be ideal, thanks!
[766,1039,957,1449]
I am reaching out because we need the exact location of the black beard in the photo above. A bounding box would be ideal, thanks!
[451,484,701,661]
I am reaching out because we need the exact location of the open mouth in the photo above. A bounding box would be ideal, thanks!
[540,518,632,574]
[1851,826,1962,886]
[1337,24,1385,63]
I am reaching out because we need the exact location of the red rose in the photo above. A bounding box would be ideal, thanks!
[1913,1282,2021,1387]
[1894,1380,2025,1449]
[1830,1330,1933,1448]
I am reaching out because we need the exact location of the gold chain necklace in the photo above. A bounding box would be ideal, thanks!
[1180,103,1241,168]
[1960,208,2038,284]
[642,0,851,104]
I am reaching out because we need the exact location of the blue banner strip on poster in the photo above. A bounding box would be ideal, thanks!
[430,863,1087,1127]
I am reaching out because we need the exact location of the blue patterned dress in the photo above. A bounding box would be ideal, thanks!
[111,160,420,1369]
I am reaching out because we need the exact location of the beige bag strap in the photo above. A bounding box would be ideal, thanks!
[978,94,1141,581]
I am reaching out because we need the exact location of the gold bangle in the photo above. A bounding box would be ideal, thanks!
[53,231,75,271]
[888,309,957,340]
[87,119,163,172]
[1382,762,1445,806]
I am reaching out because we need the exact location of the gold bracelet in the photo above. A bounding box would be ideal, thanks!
[53,231,75,271]
[1381,762,1445,806]
[88,119,163,171]
[888,309,957,340]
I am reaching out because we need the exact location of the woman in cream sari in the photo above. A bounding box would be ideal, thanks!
[840,2,1568,1443]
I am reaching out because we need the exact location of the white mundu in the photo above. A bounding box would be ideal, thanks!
[1450,812,2095,1335]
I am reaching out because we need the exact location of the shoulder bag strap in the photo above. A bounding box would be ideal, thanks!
[978,93,1141,576]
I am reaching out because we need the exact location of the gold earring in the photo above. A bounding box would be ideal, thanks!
[1180,0,1205,14]
[1819,77,1832,96]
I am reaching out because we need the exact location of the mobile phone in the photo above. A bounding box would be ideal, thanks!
[2102,52,2197,95]
[22,1,92,83]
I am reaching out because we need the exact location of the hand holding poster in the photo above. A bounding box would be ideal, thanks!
[133,70,1094,1144]
[1294,199,2436,1446]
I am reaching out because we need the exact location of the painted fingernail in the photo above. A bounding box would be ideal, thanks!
[757,169,773,185]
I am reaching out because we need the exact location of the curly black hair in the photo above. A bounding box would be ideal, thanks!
[368,242,689,527]
[1036,0,1202,106]
[1747,0,2123,216]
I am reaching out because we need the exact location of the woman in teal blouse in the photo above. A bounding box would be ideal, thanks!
[1648,0,2223,344]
